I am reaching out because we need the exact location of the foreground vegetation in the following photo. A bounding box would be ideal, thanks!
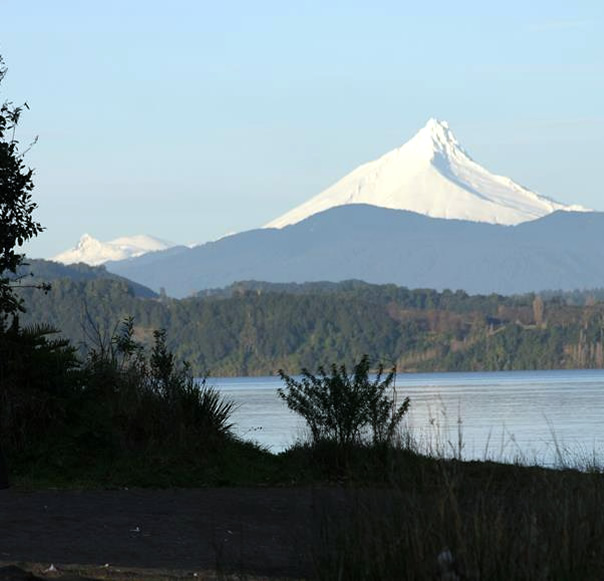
[0,317,277,488]
[3,321,604,579]
[309,451,604,581]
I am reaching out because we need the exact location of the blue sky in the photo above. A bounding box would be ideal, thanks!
[2,0,603,257]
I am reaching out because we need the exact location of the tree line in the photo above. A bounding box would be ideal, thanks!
[15,265,604,376]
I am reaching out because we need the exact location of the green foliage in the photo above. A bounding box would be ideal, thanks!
[0,57,44,318]
[79,317,237,454]
[16,274,604,375]
[278,355,409,447]
[0,317,80,457]
[1,315,240,485]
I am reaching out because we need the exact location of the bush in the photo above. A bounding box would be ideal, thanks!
[278,355,409,447]
[1,316,239,484]
[80,317,237,453]
[0,317,80,456]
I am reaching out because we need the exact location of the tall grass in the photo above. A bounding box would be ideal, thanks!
[311,455,604,580]
[305,416,604,580]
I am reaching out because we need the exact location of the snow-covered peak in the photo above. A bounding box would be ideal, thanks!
[79,233,96,244]
[53,234,175,266]
[265,118,589,228]
[414,118,458,150]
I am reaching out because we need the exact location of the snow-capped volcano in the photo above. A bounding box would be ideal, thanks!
[53,234,175,266]
[266,119,587,228]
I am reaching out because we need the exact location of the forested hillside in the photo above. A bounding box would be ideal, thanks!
[17,259,157,297]
[15,269,604,376]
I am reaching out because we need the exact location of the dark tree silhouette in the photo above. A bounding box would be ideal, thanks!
[0,56,43,320]
[0,55,43,488]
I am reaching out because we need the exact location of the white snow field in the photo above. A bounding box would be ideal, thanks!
[53,234,174,266]
[265,119,587,228]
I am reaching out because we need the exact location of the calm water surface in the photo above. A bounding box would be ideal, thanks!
[211,369,604,465]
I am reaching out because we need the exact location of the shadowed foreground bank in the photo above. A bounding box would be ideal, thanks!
[0,487,340,579]
[3,452,604,580]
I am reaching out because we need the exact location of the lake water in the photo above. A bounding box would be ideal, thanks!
[211,369,604,466]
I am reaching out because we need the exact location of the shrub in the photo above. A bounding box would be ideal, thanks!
[80,317,237,453]
[1,316,238,484]
[0,317,80,456]
[278,354,409,447]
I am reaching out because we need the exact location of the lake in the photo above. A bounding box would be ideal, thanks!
[211,369,604,466]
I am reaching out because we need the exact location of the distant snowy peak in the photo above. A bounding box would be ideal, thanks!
[265,118,589,228]
[53,234,175,266]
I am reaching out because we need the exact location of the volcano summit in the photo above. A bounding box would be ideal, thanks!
[266,119,586,228]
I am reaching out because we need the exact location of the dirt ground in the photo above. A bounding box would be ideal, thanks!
[0,487,355,580]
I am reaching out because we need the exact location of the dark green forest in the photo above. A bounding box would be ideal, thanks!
[16,260,604,376]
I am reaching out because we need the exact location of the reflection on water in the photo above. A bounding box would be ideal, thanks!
[210,369,604,465]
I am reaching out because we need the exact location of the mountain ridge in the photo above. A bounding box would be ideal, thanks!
[107,205,604,298]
